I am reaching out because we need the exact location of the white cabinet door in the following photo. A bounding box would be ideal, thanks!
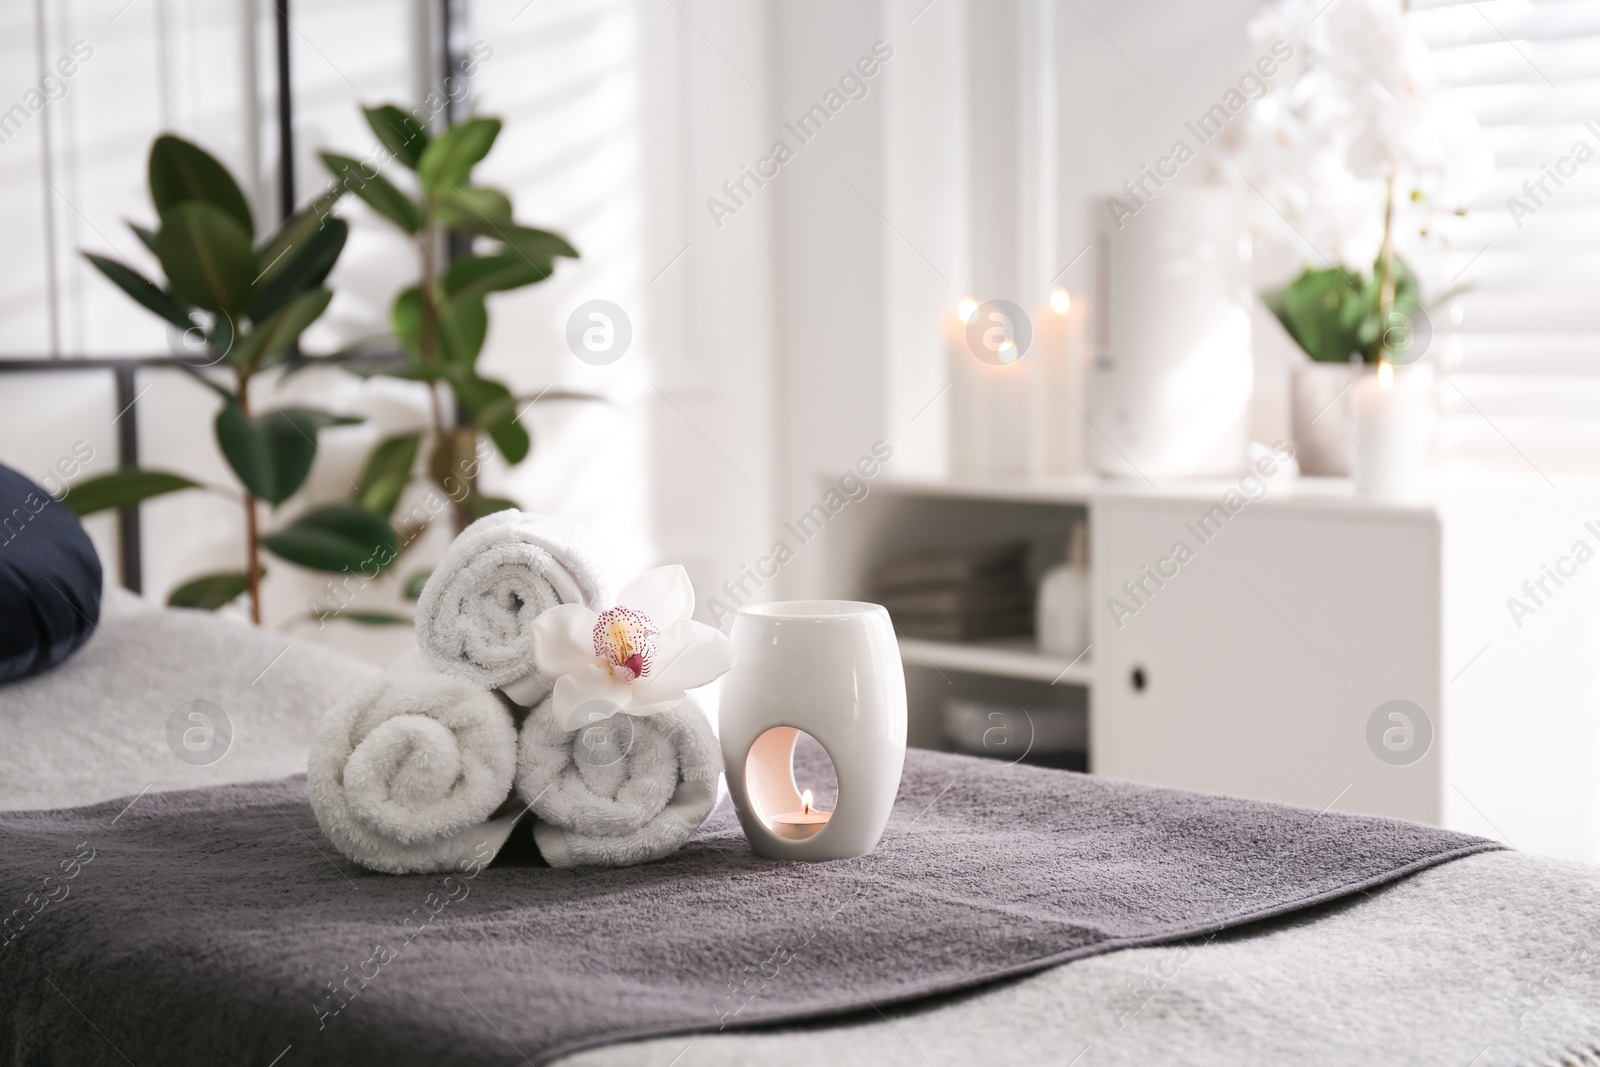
[1091,494,1442,824]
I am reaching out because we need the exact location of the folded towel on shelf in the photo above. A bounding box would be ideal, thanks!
[878,587,1035,640]
[414,510,614,705]
[876,586,1034,617]
[888,612,1036,642]
[514,691,722,868]
[873,541,1029,591]
[307,660,520,874]
[873,541,1035,641]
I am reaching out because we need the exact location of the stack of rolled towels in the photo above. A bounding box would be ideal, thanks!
[307,510,726,874]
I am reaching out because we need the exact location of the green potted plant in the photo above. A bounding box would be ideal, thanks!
[311,105,583,534]
[1262,253,1434,475]
[68,134,399,625]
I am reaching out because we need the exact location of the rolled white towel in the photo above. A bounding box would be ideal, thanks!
[515,692,722,868]
[415,510,614,705]
[308,663,520,874]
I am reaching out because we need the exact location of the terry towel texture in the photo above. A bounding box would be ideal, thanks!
[515,692,722,868]
[0,588,376,812]
[0,749,1499,1066]
[307,661,520,874]
[414,510,614,703]
[558,850,1600,1067]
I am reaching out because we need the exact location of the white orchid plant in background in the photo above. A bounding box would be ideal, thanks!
[1219,0,1494,365]
[531,565,735,731]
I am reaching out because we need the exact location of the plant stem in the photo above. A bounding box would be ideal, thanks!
[243,490,264,626]
[419,227,441,369]
[418,222,473,534]
[450,427,474,533]
[418,228,446,443]
[237,376,264,625]
[1375,168,1397,365]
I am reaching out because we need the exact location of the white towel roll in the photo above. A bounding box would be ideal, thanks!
[414,510,614,704]
[515,693,723,868]
[308,664,520,874]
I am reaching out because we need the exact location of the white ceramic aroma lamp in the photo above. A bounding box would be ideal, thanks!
[720,601,907,861]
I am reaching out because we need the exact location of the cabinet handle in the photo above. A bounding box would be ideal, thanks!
[1130,666,1147,693]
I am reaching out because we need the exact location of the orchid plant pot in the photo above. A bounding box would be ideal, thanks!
[1290,360,1362,476]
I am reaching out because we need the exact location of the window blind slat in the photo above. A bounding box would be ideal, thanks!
[1451,79,1600,125]
[1443,293,1600,332]
[1405,1,1600,472]
[1444,335,1600,374]
[1414,0,1600,43]
[1434,37,1600,85]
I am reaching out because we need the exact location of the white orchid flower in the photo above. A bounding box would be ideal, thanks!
[530,564,735,731]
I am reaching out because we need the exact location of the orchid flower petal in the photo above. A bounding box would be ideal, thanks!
[643,619,735,692]
[625,688,688,716]
[531,604,602,678]
[616,564,695,625]
[553,664,634,731]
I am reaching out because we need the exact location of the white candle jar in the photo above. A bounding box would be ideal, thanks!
[720,601,907,861]
[1354,361,1434,502]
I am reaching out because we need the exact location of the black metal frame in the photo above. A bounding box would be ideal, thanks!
[0,358,160,590]
[0,2,471,594]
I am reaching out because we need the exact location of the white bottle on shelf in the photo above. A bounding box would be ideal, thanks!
[1036,524,1089,657]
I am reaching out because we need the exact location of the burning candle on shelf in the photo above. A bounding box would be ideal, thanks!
[1033,286,1089,477]
[947,297,1033,478]
[770,788,831,841]
[1354,359,1434,502]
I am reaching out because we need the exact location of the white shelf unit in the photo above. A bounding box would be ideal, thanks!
[820,471,1600,862]
[821,477,1096,756]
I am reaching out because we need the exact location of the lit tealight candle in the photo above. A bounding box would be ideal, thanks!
[771,789,831,841]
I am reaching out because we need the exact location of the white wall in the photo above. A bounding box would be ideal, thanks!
[639,0,778,624]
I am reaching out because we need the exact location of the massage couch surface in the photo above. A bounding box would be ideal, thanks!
[1,592,1595,1067]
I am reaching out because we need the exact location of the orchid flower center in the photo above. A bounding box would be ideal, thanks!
[592,606,658,682]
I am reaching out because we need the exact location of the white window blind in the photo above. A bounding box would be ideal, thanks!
[1412,0,1600,476]
[0,0,420,361]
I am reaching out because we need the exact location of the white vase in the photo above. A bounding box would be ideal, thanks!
[1290,361,1360,476]
[1087,186,1253,478]
[720,601,907,861]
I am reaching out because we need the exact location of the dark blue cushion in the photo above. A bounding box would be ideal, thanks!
[0,463,102,683]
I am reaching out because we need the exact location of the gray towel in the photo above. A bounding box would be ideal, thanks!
[0,748,1495,1065]
[559,850,1600,1067]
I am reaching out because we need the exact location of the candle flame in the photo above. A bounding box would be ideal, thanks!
[1049,287,1072,315]
[1378,359,1394,390]
[957,298,979,325]
[801,789,813,815]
